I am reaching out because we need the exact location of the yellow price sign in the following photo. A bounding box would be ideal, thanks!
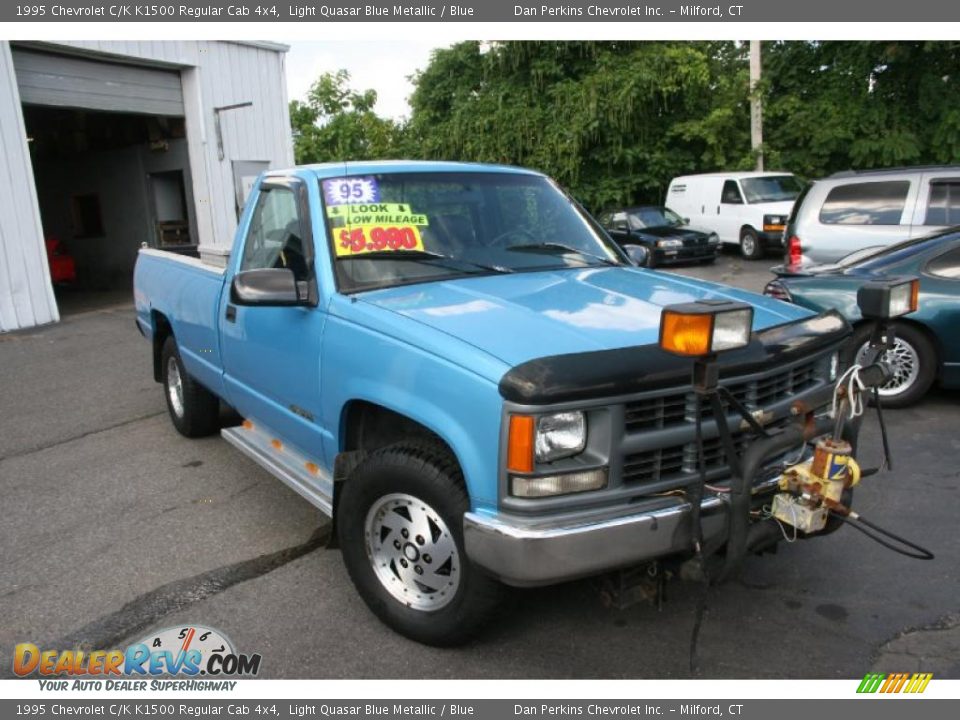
[335,224,425,257]
[326,202,429,227]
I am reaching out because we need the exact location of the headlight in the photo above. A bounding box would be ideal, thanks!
[657,239,684,249]
[707,233,720,245]
[511,468,607,498]
[856,277,919,319]
[763,214,786,232]
[535,412,586,463]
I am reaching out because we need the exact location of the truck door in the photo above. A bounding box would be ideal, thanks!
[716,179,745,243]
[219,177,329,463]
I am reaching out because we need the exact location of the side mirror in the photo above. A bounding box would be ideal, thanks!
[624,244,650,267]
[232,268,303,306]
[682,217,690,225]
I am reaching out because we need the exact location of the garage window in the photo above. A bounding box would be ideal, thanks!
[819,181,910,226]
[924,181,960,226]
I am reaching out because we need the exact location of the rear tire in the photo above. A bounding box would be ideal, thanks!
[842,323,937,408]
[161,336,220,438]
[337,440,503,646]
[739,227,763,260]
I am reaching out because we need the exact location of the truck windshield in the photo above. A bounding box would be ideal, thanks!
[322,171,626,293]
[740,175,802,203]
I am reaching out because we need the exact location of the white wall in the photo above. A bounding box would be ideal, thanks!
[0,40,294,331]
[0,43,58,332]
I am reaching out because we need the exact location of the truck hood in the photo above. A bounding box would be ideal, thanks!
[359,267,813,368]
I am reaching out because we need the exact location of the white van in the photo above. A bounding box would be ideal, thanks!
[666,172,803,259]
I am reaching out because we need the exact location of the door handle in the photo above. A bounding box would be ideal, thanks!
[225,305,237,323]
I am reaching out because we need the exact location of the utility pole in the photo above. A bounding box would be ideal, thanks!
[749,40,763,171]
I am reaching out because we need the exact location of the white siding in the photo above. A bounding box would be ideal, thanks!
[0,43,58,332]
[0,40,293,332]
[25,40,294,250]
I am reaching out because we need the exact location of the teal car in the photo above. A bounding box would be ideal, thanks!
[765,230,960,406]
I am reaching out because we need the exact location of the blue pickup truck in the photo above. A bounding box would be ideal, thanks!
[134,161,852,645]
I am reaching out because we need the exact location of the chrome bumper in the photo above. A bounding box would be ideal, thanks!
[464,496,729,587]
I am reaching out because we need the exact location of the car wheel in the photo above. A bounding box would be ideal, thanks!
[844,323,937,408]
[645,250,658,269]
[161,336,220,437]
[337,440,503,646]
[739,227,763,260]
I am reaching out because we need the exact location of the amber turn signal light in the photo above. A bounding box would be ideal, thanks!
[507,415,535,473]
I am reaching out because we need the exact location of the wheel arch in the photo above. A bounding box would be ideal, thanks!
[151,310,174,383]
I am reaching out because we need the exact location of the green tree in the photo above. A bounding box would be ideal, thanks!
[764,41,960,177]
[405,41,750,211]
[290,69,403,164]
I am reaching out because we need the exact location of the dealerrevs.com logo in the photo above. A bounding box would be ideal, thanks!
[13,625,261,690]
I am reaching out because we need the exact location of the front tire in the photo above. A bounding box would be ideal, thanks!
[161,336,220,437]
[337,441,503,646]
[739,227,763,260]
[843,323,937,408]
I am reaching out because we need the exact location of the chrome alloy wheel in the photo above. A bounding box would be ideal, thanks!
[741,233,757,257]
[856,337,920,398]
[166,356,185,418]
[364,492,460,611]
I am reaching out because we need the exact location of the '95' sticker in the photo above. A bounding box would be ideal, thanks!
[323,176,379,206]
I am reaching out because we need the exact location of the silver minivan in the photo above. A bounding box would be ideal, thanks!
[784,166,960,266]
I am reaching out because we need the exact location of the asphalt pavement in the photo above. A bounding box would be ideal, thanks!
[1,254,958,679]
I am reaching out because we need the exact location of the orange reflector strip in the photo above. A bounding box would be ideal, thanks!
[660,311,714,356]
[507,415,535,473]
[910,279,919,313]
[242,420,253,430]
[763,224,784,233]
[271,439,283,451]
[305,462,319,476]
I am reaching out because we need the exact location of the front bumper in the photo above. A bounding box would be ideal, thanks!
[655,245,719,264]
[464,495,728,587]
[758,230,785,248]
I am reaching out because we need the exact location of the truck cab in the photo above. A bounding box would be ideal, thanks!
[134,161,851,645]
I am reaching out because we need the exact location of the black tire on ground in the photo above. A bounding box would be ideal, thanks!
[160,336,221,438]
[645,248,658,269]
[337,440,503,646]
[739,227,763,260]
[841,322,937,408]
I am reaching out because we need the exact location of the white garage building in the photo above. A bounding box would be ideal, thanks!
[0,40,295,332]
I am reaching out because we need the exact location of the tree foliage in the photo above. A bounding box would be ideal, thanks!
[290,69,403,164]
[291,42,960,212]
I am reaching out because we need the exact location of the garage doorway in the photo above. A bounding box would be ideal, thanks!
[13,48,197,313]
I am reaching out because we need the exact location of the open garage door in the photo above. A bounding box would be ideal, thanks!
[12,48,184,116]
[13,48,196,311]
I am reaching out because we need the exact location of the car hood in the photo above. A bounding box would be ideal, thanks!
[359,267,813,368]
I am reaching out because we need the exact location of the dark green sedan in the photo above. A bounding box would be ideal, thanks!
[764,230,960,407]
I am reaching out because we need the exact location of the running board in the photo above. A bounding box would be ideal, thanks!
[222,420,333,516]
